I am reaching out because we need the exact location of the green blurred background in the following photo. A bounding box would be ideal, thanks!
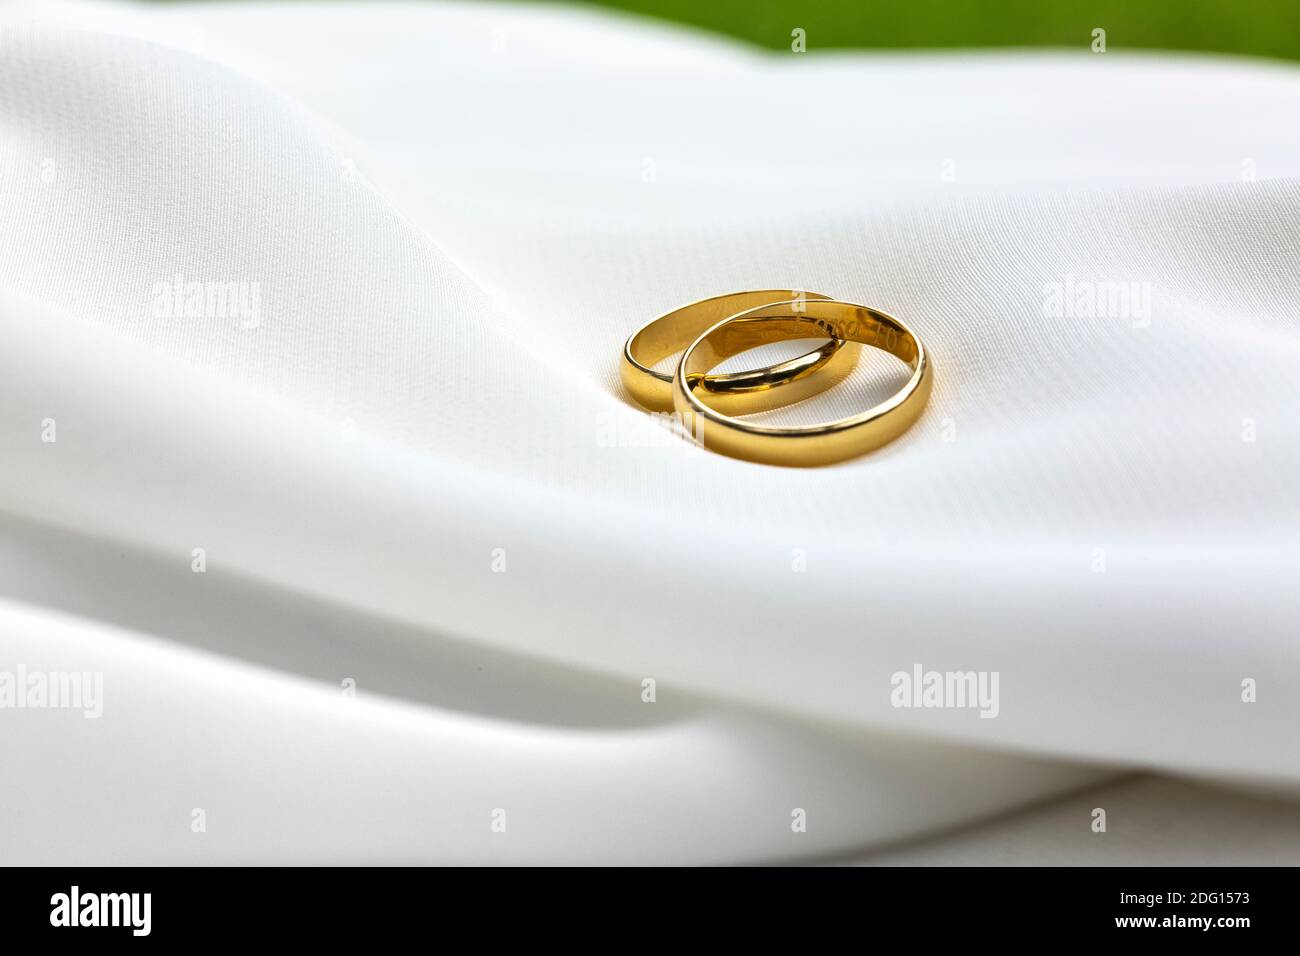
[577,0,1300,62]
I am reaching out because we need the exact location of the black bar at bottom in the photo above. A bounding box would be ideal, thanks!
[0,865,1288,943]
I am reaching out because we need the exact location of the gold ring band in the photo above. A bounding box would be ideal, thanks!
[620,290,860,413]
[671,299,933,467]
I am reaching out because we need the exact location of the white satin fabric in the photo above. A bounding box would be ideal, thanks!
[1,0,1297,864]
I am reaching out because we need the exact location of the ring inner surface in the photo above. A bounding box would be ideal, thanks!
[632,300,836,373]
[684,310,916,383]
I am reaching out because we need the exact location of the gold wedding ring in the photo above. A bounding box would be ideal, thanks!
[620,290,860,414]
[670,299,932,467]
